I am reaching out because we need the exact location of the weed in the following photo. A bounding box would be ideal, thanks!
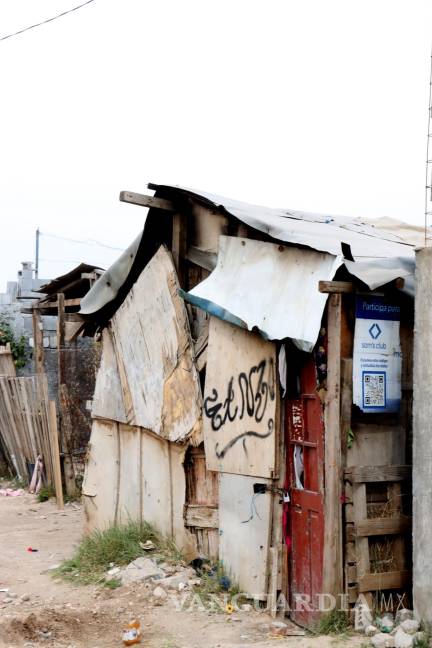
[54,521,183,585]
[64,493,81,504]
[37,485,55,502]
[318,609,350,635]
[103,578,122,589]
[415,628,431,648]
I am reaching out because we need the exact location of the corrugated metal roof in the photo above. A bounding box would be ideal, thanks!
[80,183,416,324]
[37,263,104,297]
[149,183,415,260]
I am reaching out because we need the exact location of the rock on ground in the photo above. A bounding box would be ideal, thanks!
[152,586,167,600]
[395,609,414,625]
[120,557,164,585]
[372,632,395,648]
[394,627,414,648]
[155,568,196,590]
[400,620,420,635]
[365,625,379,637]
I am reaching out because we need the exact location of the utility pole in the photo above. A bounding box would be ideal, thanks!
[35,227,40,278]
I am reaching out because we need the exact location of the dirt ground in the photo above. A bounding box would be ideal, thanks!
[0,490,365,648]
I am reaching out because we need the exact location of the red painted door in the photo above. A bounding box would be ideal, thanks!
[286,357,324,627]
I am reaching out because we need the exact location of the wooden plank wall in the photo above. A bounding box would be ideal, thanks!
[341,292,413,608]
[82,419,197,558]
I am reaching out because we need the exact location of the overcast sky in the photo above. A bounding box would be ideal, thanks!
[0,0,431,289]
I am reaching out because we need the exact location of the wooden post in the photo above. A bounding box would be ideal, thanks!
[322,294,343,599]
[171,213,188,286]
[57,293,65,388]
[56,293,66,454]
[340,358,353,464]
[32,309,44,374]
[48,400,64,509]
[353,483,372,608]
[267,546,278,618]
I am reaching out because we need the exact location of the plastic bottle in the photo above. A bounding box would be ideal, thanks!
[122,620,141,645]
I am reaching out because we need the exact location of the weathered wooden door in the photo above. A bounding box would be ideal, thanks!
[184,443,219,559]
[286,357,325,626]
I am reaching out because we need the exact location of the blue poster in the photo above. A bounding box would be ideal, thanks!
[353,296,402,413]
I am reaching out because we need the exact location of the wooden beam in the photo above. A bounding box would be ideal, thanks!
[185,246,217,272]
[356,517,411,537]
[344,465,411,483]
[185,504,218,529]
[64,313,84,323]
[319,281,354,294]
[322,293,343,598]
[267,546,278,619]
[319,278,405,294]
[119,190,176,212]
[172,212,188,285]
[81,271,103,281]
[37,297,81,310]
[340,358,353,463]
[48,400,64,510]
[359,570,411,593]
[57,297,81,308]
[32,309,44,374]
[65,321,84,344]
[57,293,66,389]
[388,482,406,571]
[353,482,371,604]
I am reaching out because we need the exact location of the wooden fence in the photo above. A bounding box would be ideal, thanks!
[0,374,63,505]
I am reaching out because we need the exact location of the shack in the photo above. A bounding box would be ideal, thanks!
[80,185,415,623]
[24,264,103,495]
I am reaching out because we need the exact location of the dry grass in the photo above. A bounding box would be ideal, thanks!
[366,486,409,575]
[369,537,399,573]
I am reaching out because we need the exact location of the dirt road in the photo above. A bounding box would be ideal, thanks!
[0,489,364,648]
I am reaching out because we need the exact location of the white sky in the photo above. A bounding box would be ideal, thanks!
[0,0,431,289]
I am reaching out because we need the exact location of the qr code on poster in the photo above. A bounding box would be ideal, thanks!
[363,372,386,408]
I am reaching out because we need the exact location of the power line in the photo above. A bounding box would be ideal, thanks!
[0,0,96,42]
[40,230,125,252]
[39,257,91,265]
